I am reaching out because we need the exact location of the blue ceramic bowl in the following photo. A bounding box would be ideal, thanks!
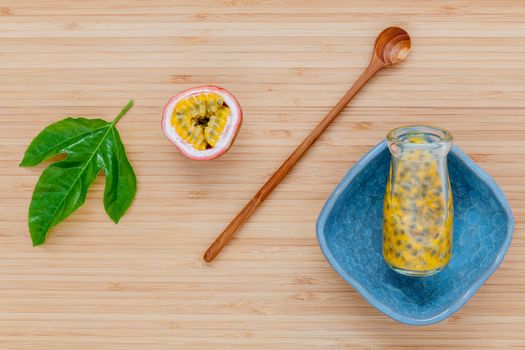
[316,141,514,326]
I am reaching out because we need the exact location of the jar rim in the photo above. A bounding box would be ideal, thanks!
[386,125,453,145]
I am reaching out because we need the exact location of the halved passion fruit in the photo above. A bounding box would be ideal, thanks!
[162,85,242,160]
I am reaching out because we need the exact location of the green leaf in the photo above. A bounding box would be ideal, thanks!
[19,118,108,167]
[100,127,136,223]
[20,100,137,246]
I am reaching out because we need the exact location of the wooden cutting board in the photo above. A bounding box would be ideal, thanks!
[1,1,524,349]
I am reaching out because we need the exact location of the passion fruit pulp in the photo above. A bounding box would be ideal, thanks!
[172,93,230,150]
[162,86,242,160]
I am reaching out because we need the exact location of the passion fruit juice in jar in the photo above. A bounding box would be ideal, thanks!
[383,125,453,276]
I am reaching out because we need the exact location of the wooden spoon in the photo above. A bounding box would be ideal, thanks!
[204,27,411,262]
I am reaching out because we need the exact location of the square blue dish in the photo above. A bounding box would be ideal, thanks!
[316,141,514,326]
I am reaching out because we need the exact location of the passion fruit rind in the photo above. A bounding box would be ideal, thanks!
[171,93,231,151]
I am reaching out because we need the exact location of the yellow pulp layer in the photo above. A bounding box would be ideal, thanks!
[171,93,231,150]
[383,144,453,272]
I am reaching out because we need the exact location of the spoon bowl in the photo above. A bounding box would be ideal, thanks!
[373,27,411,66]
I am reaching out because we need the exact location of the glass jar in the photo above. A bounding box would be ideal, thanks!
[382,125,453,277]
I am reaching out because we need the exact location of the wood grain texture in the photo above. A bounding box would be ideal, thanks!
[1,1,524,349]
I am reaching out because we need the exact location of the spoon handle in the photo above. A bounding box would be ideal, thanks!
[203,59,384,262]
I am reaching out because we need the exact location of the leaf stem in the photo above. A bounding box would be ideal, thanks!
[112,99,134,125]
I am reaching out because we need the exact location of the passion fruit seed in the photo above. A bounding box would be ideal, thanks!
[171,93,230,150]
